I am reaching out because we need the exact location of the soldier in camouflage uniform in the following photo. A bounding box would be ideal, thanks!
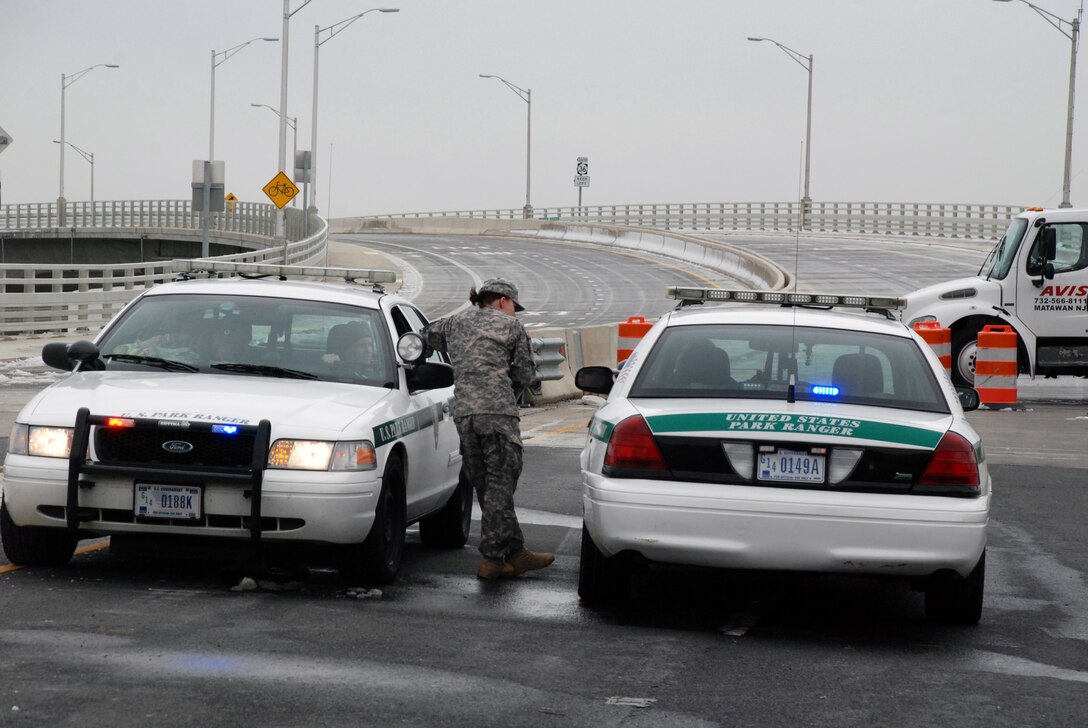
[422,278,556,580]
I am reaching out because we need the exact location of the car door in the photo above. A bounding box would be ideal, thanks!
[1018,221,1088,342]
[385,302,460,519]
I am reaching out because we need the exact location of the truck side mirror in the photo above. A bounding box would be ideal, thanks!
[1041,227,1057,261]
[1043,261,1055,280]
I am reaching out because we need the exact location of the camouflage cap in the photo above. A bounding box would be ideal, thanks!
[479,278,525,312]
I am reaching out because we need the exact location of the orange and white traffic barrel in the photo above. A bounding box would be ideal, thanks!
[974,324,1018,407]
[617,316,653,364]
[913,321,952,380]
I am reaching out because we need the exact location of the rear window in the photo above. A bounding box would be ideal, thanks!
[630,323,949,413]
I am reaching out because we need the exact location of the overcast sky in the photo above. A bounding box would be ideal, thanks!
[2,0,1087,217]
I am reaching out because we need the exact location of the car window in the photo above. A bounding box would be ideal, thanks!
[97,293,397,387]
[630,323,949,413]
[1026,223,1088,276]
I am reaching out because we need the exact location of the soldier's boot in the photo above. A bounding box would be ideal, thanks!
[507,548,555,576]
[477,558,516,580]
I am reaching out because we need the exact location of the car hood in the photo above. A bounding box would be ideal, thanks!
[19,371,394,440]
[627,398,954,450]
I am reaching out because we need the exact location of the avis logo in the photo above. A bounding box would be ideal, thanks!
[1037,285,1088,297]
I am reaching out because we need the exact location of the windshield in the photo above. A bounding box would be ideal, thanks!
[95,293,396,387]
[630,323,950,413]
[979,217,1028,280]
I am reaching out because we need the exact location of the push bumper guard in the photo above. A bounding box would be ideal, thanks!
[66,407,273,544]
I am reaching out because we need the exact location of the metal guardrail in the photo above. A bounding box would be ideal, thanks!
[0,200,316,241]
[1,201,327,335]
[366,201,1025,241]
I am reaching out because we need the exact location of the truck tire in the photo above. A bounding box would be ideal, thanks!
[1,501,78,568]
[419,468,473,549]
[951,323,985,386]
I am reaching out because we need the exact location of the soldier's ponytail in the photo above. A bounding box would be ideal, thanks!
[469,287,502,308]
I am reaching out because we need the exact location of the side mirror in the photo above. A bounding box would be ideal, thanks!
[396,331,429,365]
[1043,261,1055,280]
[576,365,616,395]
[42,340,100,371]
[406,362,454,391]
[955,386,980,412]
[1040,227,1058,261]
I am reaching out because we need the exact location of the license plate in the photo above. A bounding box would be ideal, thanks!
[135,484,202,520]
[757,450,825,484]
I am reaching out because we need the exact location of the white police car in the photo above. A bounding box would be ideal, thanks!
[576,288,990,624]
[1,262,471,583]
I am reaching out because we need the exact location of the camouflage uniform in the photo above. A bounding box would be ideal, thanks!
[423,287,535,560]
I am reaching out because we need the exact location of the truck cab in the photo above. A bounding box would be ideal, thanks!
[901,207,1088,385]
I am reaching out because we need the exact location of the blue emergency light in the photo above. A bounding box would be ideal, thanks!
[811,385,841,397]
[211,424,240,435]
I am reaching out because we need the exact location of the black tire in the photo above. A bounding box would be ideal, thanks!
[925,550,985,625]
[577,523,631,604]
[951,322,986,386]
[419,468,473,549]
[1,500,78,568]
[339,453,407,584]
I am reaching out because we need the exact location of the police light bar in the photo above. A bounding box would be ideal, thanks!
[667,286,905,311]
[172,260,397,284]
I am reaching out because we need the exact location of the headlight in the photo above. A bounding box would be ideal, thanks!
[267,439,377,471]
[908,315,937,327]
[11,425,74,458]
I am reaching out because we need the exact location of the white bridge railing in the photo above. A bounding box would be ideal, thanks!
[368,201,1024,241]
[1,201,327,335]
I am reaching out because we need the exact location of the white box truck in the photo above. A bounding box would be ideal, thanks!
[901,207,1088,385]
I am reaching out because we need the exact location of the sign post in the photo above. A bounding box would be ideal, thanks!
[263,171,299,262]
[574,156,590,212]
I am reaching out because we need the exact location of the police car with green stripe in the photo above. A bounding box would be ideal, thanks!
[575,287,990,624]
[2,262,471,584]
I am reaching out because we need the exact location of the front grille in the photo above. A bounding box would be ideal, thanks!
[95,427,256,468]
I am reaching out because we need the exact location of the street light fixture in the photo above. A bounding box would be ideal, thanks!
[310,8,399,214]
[53,140,94,203]
[209,37,278,161]
[479,74,533,219]
[748,37,814,229]
[252,103,299,206]
[993,0,1081,208]
[59,63,118,223]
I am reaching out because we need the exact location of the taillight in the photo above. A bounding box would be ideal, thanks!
[916,431,980,495]
[603,414,669,474]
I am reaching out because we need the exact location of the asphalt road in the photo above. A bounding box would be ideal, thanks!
[331,233,747,327]
[2,437,1086,727]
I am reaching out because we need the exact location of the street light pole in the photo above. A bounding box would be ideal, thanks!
[479,74,533,219]
[59,63,118,225]
[252,103,299,205]
[994,0,1081,208]
[310,8,399,215]
[278,0,318,238]
[53,141,94,202]
[748,37,813,229]
[210,37,278,162]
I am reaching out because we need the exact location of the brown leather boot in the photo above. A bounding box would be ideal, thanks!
[476,558,516,580]
[507,547,555,576]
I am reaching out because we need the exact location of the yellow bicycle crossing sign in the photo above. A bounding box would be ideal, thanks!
[263,171,298,209]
